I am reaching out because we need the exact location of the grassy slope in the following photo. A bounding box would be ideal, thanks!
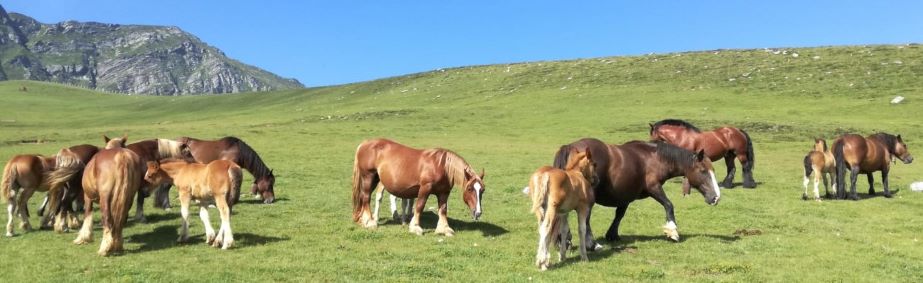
[0,45,922,282]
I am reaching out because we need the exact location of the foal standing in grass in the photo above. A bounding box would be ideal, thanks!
[527,149,597,271]
[144,159,242,249]
[803,138,836,201]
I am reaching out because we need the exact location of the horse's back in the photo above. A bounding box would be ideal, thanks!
[5,155,43,187]
[83,148,142,198]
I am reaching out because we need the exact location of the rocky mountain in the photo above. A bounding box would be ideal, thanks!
[0,5,302,95]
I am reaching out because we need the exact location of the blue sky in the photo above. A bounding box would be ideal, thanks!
[5,1,923,87]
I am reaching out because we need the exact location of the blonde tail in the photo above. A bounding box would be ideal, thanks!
[45,148,84,196]
[351,153,363,223]
[530,173,551,216]
[2,161,16,202]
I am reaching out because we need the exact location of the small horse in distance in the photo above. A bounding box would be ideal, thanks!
[177,136,275,204]
[650,119,756,188]
[802,138,836,201]
[352,138,485,236]
[3,147,82,236]
[554,138,721,248]
[833,133,913,200]
[144,159,242,249]
[73,135,143,256]
[528,149,597,271]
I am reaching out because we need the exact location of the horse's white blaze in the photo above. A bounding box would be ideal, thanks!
[474,182,483,214]
[709,170,721,199]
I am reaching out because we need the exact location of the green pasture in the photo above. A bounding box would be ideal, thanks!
[1,45,922,282]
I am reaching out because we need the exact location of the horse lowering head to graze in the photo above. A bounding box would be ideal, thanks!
[178,137,275,204]
[650,119,756,188]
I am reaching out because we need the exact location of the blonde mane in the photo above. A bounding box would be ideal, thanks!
[157,139,184,159]
[441,150,470,188]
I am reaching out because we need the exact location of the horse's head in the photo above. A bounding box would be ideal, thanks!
[566,150,598,187]
[252,170,276,204]
[649,123,666,142]
[683,150,721,205]
[893,135,913,164]
[814,138,828,152]
[103,134,128,149]
[143,161,171,186]
[461,167,485,221]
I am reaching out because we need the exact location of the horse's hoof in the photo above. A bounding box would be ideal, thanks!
[801,194,808,201]
[849,195,859,201]
[73,238,89,245]
[435,227,455,237]
[177,237,188,243]
[664,230,680,242]
[409,225,424,235]
[591,243,604,251]
[605,234,621,242]
[135,217,147,223]
[884,193,893,198]
[719,181,734,188]
[5,232,12,237]
[20,223,32,231]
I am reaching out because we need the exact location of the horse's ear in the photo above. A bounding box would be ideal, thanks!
[584,149,592,160]
[103,135,111,143]
[120,134,128,147]
[897,134,903,141]
[696,150,706,162]
[480,168,485,179]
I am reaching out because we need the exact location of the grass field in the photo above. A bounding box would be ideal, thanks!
[1,44,922,282]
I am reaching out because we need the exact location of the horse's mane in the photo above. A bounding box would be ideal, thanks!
[870,133,899,153]
[223,137,272,178]
[651,119,702,133]
[650,141,694,169]
[441,149,469,188]
[157,139,185,159]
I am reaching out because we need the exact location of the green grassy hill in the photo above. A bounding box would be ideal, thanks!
[0,44,922,282]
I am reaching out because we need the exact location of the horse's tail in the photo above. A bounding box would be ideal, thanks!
[45,148,84,195]
[227,164,243,210]
[741,129,755,170]
[351,147,364,223]
[530,173,551,217]
[2,160,17,202]
[803,154,813,179]
[553,145,572,170]
[109,151,141,232]
[833,138,847,197]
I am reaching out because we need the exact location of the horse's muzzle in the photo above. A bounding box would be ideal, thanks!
[902,155,914,164]
[263,196,275,204]
[709,196,720,206]
[473,211,481,221]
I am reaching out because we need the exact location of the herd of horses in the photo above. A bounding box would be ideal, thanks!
[350,119,913,270]
[2,135,275,256]
[2,119,913,267]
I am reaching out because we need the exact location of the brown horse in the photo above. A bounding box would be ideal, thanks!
[144,159,242,249]
[554,138,720,247]
[528,149,597,271]
[177,136,275,204]
[352,138,485,236]
[3,148,82,236]
[649,119,756,188]
[73,136,143,256]
[124,138,189,222]
[833,133,913,200]
[39,144,100,232]
[802,138,836,201]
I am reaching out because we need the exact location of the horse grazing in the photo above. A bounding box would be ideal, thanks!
[352,138,485,236]
[3,147,82,236]
[73,136,143,256]
[554,138,720,247]
[144,159,242,249]
[802,138,836,201]
[177,136,275,204]
[528,149,597,271]
[39,144,100,232]
[649,119,756,188]
[833,133,913,200]
[125,138,190,222]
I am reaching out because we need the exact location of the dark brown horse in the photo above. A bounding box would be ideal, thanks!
[73,136,143,256]
[177,137,275,204]
[649,119,756,188]
[833,133,913,200]
[124,138,189,222]
[352,138,485,236]
[554,138,720,247]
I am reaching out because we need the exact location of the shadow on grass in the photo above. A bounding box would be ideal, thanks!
[385,211,510,237]
[610,233,742,245]
[127,212,179,226]
[823,187,900,201]
[237,196,290,205]
[721,181,765,189]
[125,225,289,254]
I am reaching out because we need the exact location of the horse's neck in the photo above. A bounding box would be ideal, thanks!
[41,156,56,171]
[159,163,192,181]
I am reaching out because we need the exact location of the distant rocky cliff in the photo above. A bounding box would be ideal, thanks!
[0,5,302,95]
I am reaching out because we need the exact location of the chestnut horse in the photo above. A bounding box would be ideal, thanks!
[528,149,597,271]
[554,138,720,248]
[833,133,913,200]
[73,136,143,256]
[3,147,82,236]
[649,119,756,188]
[39,144,100,232]
[352,138,485,236]
[802,138,836,201]
[144,159,242,249]
[125,138,189,222]
[176,137,275,204]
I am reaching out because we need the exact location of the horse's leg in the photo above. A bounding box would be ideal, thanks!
[822,171,832,199]
[848,166,860,200]
[741,151,757,189]
[583,205,602,251]
[357,174,378,228]
[372,184,383,223]
[199,205,216,245]
[721,153,736,188]
[812,165,823,201]
[388,194,399,222]
[649,187,679,241]
[38,193,51,228]
[133,185,147,223]
[881,169,893,198]
[177,191,191,243]
[214,196,234,249]
[154,183,172,210]
[434,193,454,237]
[557,215,569,263]
[577,206,590,261]
[536,209,557,271]
[605,204,629,242]
[866,173,875,196]
[73,193,94,244]
[408,185,429,236]
[17,187,34,231]
[401,197,414,225]
[97,191,113,256]
[802,169,810,200]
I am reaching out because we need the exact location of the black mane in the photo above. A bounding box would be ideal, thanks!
[651,119,702,134]
[870,133,899,154]
[651,141,695,169]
